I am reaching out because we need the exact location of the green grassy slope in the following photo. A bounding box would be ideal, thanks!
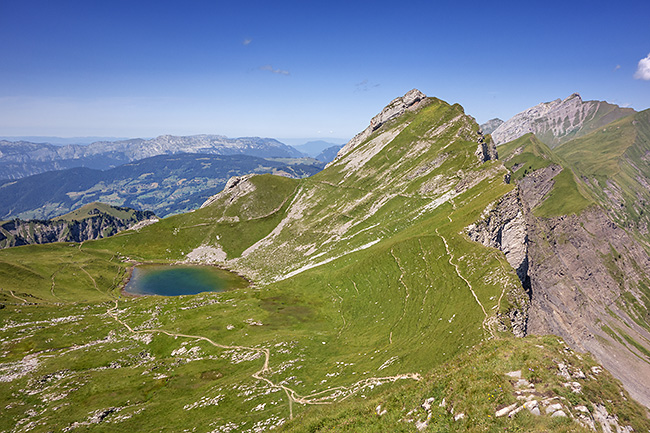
[0,243,124,303]
[499,133,556,179]
[281,336,650,433]
[555,109,650,232]
[85,174,299,261]
[499,133,592,217]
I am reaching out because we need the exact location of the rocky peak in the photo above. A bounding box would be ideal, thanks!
[369,88,426,131]
[334,89,427,160]
[200,174,257,209]
[566,92,582,101]
[492,93,634,147]
[479,118,504,135]
[475,131,499,163]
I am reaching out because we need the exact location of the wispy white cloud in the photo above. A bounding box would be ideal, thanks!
[242,38,252,46]
[355,79,380,92]
[634,53,650,80]
[614,64,621,71]
[260,65,290,75]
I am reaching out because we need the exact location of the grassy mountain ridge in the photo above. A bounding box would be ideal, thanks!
[0,202,156,249]
[555,109,650,234]
[499,133,593,217]
[1,91,649,432]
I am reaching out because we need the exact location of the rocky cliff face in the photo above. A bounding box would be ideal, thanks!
[467,190,528,285]
[0,205,156,248]
[469,161,650,408]
[474,132,499,163]
[492,94,635,147]
[524,207,650,408]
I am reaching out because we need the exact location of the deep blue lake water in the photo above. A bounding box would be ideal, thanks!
[123,265,247,296]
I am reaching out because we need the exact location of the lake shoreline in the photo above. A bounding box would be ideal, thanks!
[120,263,249,297]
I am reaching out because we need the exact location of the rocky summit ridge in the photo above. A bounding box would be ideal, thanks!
[334,88,427,161]
[492,93,635,147]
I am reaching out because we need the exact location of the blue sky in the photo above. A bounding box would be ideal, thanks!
[1,0,649,141]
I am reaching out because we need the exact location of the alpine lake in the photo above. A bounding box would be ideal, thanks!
[123,264,248,296]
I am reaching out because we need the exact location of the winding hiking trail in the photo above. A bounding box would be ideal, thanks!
[79,266,103,296]
[389,248,411,345]
[49,267,65,302]
[6,289,28,304]
[328,283,348,340]
[106,300,420,420]
[435,219,494,339]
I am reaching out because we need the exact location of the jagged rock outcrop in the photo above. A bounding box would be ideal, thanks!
[0,205,156,248]
[492,93,635,147]
[474,132,498,163]
[467,190,529,336]
[467,190,528,284]
[200,174,256,212]
[333,89,427,161]
[479,118,504,135]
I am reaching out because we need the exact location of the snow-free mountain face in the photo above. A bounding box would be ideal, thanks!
[0,135,305,180]
[479,118,503,135]
[492,93,635,147]
[494,109,650,408]
[314,145,342,163]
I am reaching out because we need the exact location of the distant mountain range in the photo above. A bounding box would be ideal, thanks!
[0,134,305,180]
[0,153,323,219]
[0,136,130,146]
[315,145,343,162]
